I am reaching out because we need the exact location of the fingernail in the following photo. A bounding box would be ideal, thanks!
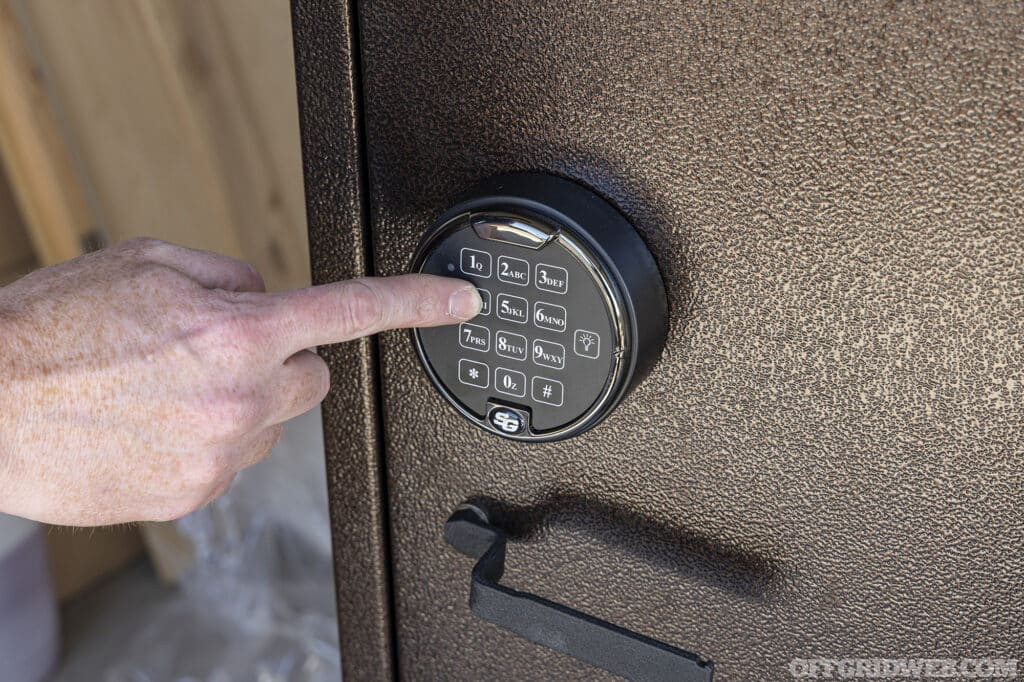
[448,286,482,320]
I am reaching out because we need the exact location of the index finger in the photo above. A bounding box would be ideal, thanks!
[259,274,481,355]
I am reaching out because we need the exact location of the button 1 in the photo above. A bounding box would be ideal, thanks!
[533,301,567,332]
[532,376,565,406]
[496,293,529,324]
[495,367,526,397]
[458,358,489,388]
[460,248,491,278]
[531,339,565,370]
[495,331,528,361]
[573,329,600,358]
[535,263,568,294]
[458,322,490,352]
[477,288,491,316]
[497,256,530,286]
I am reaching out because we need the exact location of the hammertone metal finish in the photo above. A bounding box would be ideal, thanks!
[354,2,1024,680]
[291,1,395,678]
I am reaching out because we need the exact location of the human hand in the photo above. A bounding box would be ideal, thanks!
[0,238,480,525]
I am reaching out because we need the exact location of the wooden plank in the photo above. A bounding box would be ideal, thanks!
[0,255,35,287]
[46,526,145,601]
[148,0,310,291]
[0,0,92,265]
[0,162,36,284]
[214,0,310,289]
[19,0,309,292]
[17,0,243,265]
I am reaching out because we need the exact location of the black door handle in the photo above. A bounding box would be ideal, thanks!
[444,503,714,681]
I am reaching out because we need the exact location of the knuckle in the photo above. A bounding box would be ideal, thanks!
[242,262,267,292]
[339,280,385,335]
[185,449,229,490]
[121,236,166,256]
[175,476,233,519]
[313,360,331,402]
[414,291,443,324]
[136,261,194,292]
[222,396,264,436]
[148,502,193,523]
[259,425,285,458]
[201,476,234,505]
[197,391,265,440]
[219,313,263,349]
[191,309,267,357]
[242,428,282,470]
[297,356,331,407]
[207,477,234,503]
[149,508,179,523]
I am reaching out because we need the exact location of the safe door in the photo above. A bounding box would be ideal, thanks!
[292,1,1024,679]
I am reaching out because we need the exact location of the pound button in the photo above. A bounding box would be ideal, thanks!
[532,376,564,406]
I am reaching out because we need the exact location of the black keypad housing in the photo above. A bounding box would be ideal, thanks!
[417,218,615,432]
[412,172,667,441]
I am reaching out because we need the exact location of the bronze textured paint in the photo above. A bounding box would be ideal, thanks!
[291,1,395,679]
[296,1,1024,680]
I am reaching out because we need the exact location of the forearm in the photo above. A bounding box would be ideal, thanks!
[0,306,25,515]
[0,285,65,521]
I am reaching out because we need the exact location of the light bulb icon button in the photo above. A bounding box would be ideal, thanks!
[573,330,600,359]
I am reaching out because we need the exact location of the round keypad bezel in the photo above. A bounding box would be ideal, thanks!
[412,210,631,441]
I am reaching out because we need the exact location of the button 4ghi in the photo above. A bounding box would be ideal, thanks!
[477,288,491,316]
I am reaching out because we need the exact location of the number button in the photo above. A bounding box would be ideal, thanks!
[458,323,490,352]
[460,248,491,278]
[533,301,567,333]
[532,376,564,406]
[573,329,600,358]
[531,339,566,369]
[477,288,491,316]
[496,293,529,324]
[495,331,528,361]
[535,263,568,294]
[458,358,489,388]
[495,367,526,398]
[497,256,530,286]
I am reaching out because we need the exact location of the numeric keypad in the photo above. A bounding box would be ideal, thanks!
[450,244,607,420]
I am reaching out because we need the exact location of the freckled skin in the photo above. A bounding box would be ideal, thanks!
[0,238,480,526]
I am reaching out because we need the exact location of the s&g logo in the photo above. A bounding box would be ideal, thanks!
[488,407,525,435]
